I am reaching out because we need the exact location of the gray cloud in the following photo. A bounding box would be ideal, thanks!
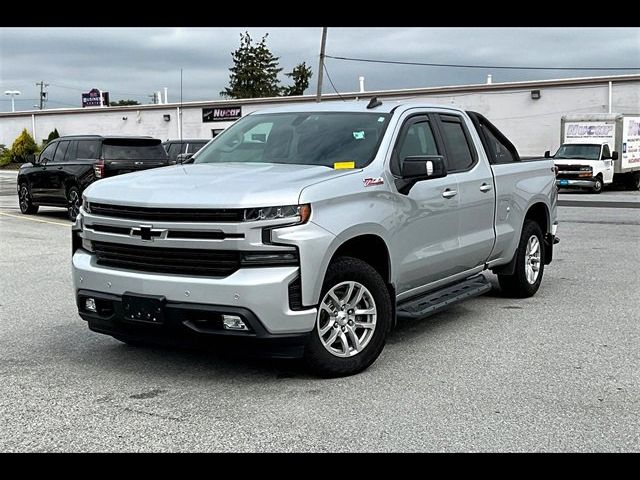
[0,27,638,112]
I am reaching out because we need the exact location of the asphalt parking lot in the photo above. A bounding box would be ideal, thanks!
[1,170,638,452]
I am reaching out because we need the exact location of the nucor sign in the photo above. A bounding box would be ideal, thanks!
[566,123,614,137]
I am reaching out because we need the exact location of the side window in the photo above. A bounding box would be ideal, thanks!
[180,143,188,154]
[76,140,100,159]
[602,144,611,159]
[480,125,515,164]
[39,142,58,163]
[439,116,475,171]
[167,143,181,161]
[187,142,206,154]
[392,118,439,176]
[65,141,78,161]
[52,141,70,163]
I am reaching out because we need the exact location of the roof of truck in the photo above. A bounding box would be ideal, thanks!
[55,135,158,140]
[253,100,463,115]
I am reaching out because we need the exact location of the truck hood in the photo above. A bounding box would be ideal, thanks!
[554,159,602,166]
[84,162,357,208]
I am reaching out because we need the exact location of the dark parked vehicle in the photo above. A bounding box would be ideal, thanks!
[17,135,169,221]
[162,139,209,163]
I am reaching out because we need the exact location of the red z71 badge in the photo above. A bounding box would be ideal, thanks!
[363,177,384,187]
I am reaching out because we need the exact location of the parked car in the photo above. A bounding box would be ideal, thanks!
[162,139,209,163]
[547,113,640,193]
[72,100,559,377]
[17,135,169,221]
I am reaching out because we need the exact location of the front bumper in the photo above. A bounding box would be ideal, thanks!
[72,249,317,336]
[556,178,595,188]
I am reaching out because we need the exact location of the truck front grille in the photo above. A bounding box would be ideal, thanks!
[90,203,245,222]
[93,241,241,277]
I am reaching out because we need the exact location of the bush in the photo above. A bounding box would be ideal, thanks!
[42,128,60,146]
[11,129,38,163]
[0,144,12,167]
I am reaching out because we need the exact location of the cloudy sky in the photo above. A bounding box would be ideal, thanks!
[0,27,638,112]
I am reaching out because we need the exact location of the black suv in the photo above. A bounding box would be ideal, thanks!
[162,139,209,163]
[17,135,169,221]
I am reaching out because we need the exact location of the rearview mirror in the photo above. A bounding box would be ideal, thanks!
[611,151,619,160]
[544,150,551,158]
[401,156,447,180]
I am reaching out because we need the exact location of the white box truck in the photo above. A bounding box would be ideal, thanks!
[545,113,640,193]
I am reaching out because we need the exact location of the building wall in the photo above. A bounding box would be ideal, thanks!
[1,79,638,157]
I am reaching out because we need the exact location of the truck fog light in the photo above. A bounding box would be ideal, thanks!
[85,298,97,313]
[82,238,94,252]
[222,315,248,331]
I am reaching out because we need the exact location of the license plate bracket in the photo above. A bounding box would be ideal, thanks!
[122,292,166,324]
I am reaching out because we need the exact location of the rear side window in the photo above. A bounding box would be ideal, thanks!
[52,141,69,163]
[439,116,475,171]
[77,140,100,159]
[65,141,78,161]
[167,143,181,161]
[480,125,515,164]
[187,142,207,154]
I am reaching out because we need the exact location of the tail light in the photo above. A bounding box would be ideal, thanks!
[94,159,105,179]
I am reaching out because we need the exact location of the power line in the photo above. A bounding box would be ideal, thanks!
[324,55,640,71]
[322,63,345,101]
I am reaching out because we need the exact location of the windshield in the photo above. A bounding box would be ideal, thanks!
[102,142,168,161]
[555,144,601,160]
[194,112,391,168]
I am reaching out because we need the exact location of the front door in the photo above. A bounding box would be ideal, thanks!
[390,114,461,294]
[30,141,58,202]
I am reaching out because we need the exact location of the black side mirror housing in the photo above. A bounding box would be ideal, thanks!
[401,156,447,180]
[176,152,194,164]
[611,151,619,160]
[544,150,551,158]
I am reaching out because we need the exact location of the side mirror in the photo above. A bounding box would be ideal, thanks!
[611,151,619,161]
[26,153,38,164]
[401,156,447,180]
[176,152,194,164]
[544,150,551,158]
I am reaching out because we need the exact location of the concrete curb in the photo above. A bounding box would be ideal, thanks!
[558,199,640,209]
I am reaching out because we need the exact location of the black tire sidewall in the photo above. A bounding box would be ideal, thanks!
[592,177,603,193]
[304,256,392,377]
[67,186,80,221]
[19,183,37,214]
[499,220,545,298]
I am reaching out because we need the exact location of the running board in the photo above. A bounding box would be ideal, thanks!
[396,274,492,320]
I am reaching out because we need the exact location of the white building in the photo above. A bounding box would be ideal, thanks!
[1,74,638,156]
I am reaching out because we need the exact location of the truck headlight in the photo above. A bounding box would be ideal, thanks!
[243,204,311,224]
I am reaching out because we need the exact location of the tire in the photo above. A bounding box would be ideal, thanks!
[304,256,393,378]
[18,183,39,214]
[498,220,545,298]
[591,176,603,194]
[67,186,81,221]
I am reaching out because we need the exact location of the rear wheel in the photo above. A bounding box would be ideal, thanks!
[304,257,392,377]
[67,186,81,221]
[18,183,39,214]
[498,220,545,298]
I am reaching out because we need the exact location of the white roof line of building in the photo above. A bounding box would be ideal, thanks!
[2,73,639,118]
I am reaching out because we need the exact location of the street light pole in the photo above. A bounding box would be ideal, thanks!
[4,90,21,112]
[315,27,328,103]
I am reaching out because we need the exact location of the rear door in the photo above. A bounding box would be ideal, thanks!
[101,139,169,176]
[434,113,495,270]
[47,140,71,203]
[391,113,461,293]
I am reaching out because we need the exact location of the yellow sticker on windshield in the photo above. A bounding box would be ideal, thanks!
[334,161,355,169]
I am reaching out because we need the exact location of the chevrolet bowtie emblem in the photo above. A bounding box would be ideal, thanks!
[130,225,165,241]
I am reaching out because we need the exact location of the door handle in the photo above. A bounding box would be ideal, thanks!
[442,188,458,199]
[480,183,492,192]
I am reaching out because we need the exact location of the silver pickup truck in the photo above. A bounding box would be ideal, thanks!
[72,100,559,377]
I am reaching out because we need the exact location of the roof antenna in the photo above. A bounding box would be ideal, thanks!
[366,97,382,109]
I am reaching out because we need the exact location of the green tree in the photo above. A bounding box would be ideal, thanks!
[221,32,283,99]
[282,62,313,96]
[11,129,38,163]
[0,144,12,167]
[110,99,141,106]
[44,128,60,146]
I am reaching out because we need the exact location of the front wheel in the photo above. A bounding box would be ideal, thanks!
[18,183,39,214]
[67,186,81,221]
[591,176,603,194]
[498,220,545,298]
[304,257,393,377]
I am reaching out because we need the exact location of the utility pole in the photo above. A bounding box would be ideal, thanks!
[35,81,49,110]
[315,27,328,103]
